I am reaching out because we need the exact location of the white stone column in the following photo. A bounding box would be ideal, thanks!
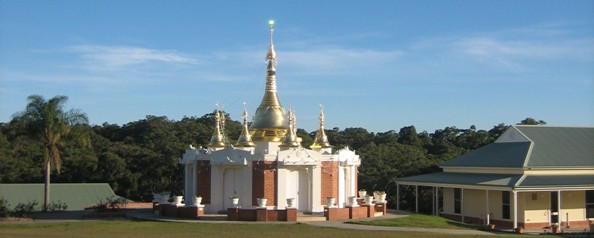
[311,165,322,212]
[208,165,223,213]
[277,167,288,208]
[558,190,562,232]
[192,161,198,197]
[513,190,518,229]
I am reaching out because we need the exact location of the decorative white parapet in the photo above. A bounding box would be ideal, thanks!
[210,147,253,166]
[278,147,322,166]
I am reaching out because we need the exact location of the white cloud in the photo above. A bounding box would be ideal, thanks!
[410,24,594,72]
[65,45,200,70]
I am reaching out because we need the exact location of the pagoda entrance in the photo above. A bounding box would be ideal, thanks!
[286,168,309,211]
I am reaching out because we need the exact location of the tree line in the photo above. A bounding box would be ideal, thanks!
[0,95,545,212]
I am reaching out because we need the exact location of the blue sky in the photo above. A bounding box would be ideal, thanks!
[1,0,593,133]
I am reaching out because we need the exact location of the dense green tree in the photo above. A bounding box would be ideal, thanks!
[397,126,422,147]
[519,117,546,125]
[11,95,89,211]
[374,130,398,145]
[1,96,544,212]
[296,129,313,148]
[358,142,429,208]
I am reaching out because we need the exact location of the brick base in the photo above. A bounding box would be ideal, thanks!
[178,206,205,219]
[350,206,367,219]
[325,206,375,221]
[227,208,297,222]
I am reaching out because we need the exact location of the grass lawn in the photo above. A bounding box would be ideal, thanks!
[0,220,487,238]
[348,214,479,230]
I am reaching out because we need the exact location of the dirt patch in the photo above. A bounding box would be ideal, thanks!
[0,217,34,222]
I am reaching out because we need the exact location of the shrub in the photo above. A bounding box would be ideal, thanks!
[107,196,128,210]
[12,200,39,217]
[47,200,68,212]
[0,197,10,217]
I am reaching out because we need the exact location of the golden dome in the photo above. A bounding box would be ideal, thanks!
[250,20,289,141]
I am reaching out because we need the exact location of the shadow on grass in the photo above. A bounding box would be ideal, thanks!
[348,214,481,230]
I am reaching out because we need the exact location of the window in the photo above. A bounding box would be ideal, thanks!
[454,188,461,214]
[502,191,510,220]
[586,190,594,218]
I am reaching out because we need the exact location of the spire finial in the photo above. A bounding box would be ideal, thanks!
[266,19,277,67]
[269,19,275,45]
[242,100,248,124]
[319,104,325,128]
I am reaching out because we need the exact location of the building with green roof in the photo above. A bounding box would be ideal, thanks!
[0,183,127,211]
[396,125,594,231]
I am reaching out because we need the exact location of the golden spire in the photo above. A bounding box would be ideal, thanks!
[208,105,227,148]
[235,101,255,147]
[311,104,331,149]
[266,19,276,69]
[250,19,289,141]
[280,108,300,147]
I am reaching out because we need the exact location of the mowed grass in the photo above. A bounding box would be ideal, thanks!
[349,214,478,230]
[1,220,479,238]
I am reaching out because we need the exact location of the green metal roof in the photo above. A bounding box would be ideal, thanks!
[441,126,594,169]
[0,183,127,211]
[515,126,594,167]
[441,142,530,168]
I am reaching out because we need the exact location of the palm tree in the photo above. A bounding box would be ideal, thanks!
[12,95,89,211]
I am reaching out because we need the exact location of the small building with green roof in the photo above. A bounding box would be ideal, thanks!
[396,125,594,231]
[0,183,127,211]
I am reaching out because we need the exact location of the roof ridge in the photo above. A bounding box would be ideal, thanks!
[514,125,594,129]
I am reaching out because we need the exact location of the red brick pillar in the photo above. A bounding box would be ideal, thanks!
[227,208,239,221]
[364,204,374,218]
[256,208,268,221]
[286,208,297,221]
